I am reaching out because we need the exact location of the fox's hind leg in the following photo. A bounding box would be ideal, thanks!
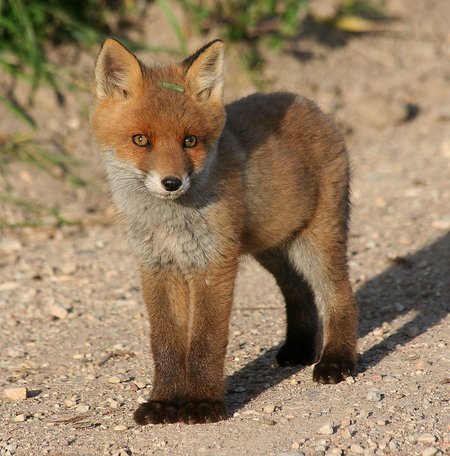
[255,249,319,366]
[287,231,358,383]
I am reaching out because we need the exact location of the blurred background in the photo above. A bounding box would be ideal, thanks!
[0,0,448,232]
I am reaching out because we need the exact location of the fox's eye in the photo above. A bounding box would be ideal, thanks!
[183,135,197,148]
[132,134,150,147]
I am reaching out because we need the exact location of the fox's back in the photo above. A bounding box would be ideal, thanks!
[223,92,348,252]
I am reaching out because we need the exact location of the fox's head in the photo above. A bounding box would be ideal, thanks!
[92,38,225,200]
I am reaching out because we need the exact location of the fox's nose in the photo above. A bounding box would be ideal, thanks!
[161,176,182,192]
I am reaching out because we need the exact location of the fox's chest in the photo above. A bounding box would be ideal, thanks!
[125,204,217,270]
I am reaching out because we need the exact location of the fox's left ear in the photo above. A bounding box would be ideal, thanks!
[183,39,224,103]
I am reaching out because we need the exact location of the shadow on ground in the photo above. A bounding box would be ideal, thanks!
[226,232,450,414]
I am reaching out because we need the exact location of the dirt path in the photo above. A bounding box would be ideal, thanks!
[1,1,449,455]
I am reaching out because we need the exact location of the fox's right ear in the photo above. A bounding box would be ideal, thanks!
[95,38,142,99]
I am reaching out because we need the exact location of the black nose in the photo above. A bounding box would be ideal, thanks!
[161,176,182,192]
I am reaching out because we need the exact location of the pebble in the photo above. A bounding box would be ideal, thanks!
[350,444,365,454]
[263,418,277,426]
[106,398,119,409]
[326,450,342,456]
[47,303,68,319]
[422,447,437,456]
[76,404,89,413]
[13,414,26,422]
[64,399,77,407]
[136,395,147,404]
[406,326,419,337]
[389,441,398,450]
[113,425,127,431]
[263,404,276,414]
[366,391,382,402]
[318,423,335,435]
[233,386,246,393]
[4,387,28,401]
[107,374,130,384]
[342,429,353,439]
[418,433,437,444]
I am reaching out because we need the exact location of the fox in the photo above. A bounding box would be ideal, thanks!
[92,38,358,425]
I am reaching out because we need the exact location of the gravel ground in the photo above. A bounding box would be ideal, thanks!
[1,1,449,455]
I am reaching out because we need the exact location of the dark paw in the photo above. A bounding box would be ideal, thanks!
[133,401,178,425]
[276,342,317,367]
[179,401,225,424]
[313,357,355,384]
[133,400,225,425]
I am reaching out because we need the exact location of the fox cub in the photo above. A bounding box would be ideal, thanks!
[92,38,358,425]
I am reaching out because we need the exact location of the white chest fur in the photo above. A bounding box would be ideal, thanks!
[105,156,218,270]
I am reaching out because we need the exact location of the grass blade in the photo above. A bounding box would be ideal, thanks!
[0,95,36,128]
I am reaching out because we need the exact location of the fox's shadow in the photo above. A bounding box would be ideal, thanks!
[226,232,450,414]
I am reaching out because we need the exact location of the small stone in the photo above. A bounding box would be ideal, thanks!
[406,326,419,337]
[366,391,382,402]
[415,359,429,370]
[408,434,418,444]
[47,303,68,319]
[341,418,352,427]
[342,429,353,439]
[106,398,119,409]
[108,375,125,384]
[326,449,342,456]
[418,433,437,444]
[76,404,89,413]
[233,386,246,393]
[346,376,355,384]
[263,404,276,414]
[64,399,76,407]
[318,423,335,435]
[422,447,437,456]
[4,387,28,401]
[350,444,365,454]
[134,381,146,389]
[114,425,127,431]
[263,418,277,425]
[394,302,405,312]
[13,414,26,422]
[373,328,384,337]
[389,441,398,450]
[137,395,147,404]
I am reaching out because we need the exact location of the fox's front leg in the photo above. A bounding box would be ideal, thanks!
[134,260,237,425]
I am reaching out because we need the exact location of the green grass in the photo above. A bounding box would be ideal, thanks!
[0,134,86,187]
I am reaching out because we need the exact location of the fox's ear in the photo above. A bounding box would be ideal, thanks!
[183,39,224,103]
[95,38,142,99]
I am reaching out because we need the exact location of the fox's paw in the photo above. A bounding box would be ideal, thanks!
[133,400,225,425]
[313,356,355,384]
[276,341,317,367]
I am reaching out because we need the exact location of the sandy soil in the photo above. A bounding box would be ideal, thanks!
[0,1,449,455]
